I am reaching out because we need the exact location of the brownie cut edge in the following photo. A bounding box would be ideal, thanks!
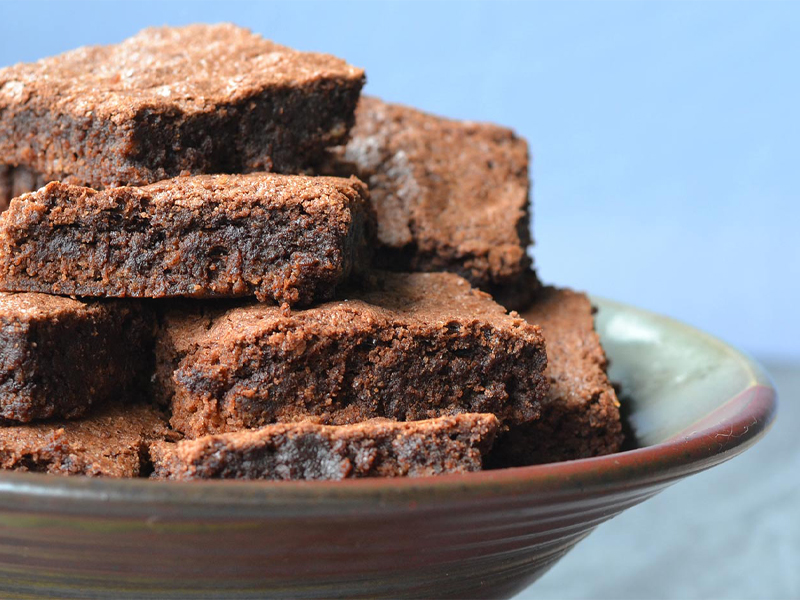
[0,292,152,422]
[0,173,373,306]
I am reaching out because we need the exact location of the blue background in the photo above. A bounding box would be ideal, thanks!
[0,4,798,599]
[1,1,797,361]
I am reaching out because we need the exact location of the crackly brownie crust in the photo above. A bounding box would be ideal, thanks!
[487,287,623,467]
[0,173,372,305]
[321,96,535,304]
[0,164,44,212]
[150,413,498,480]
[0,292,152,422]
[0,24,364,188]
[0,403,168,477]
[156,272,548,438]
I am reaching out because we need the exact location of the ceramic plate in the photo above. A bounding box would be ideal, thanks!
[0,298,777,599]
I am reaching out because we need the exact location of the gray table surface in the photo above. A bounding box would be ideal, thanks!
[517,361,799,600]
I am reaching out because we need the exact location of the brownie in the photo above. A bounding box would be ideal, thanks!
[0,173,372,305]
[150,413,498,481]
[0,403,168,477]
[485,269,543,314]
[155,272,549,438]
[321,96,536,306]
[487,287,623,466]
[0,292,152,422]
[0,164,44,212]
[0,24,364,189]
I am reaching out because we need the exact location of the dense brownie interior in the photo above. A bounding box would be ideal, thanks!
[0,292,152,422]
[0,173,373,305]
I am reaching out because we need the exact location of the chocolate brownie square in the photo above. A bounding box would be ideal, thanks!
[156,272,549,438]
[488,287,624,466]
[0,24,364,189]
[0,173,372,305]
[150,413,499,480]
[0,403,168,477]
[0,292,152,422]
[321,96,537,308]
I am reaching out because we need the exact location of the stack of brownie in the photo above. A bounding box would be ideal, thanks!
[0,24,622,480]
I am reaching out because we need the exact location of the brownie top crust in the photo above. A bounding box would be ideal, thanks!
[9,171,369,215]
[325,96,532,289]
[0,24,363,120]
[164,271,537,356]
[138,172,367,211]
[0,403,168,477]
[151,413,499,480]
[0,291,94,321]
